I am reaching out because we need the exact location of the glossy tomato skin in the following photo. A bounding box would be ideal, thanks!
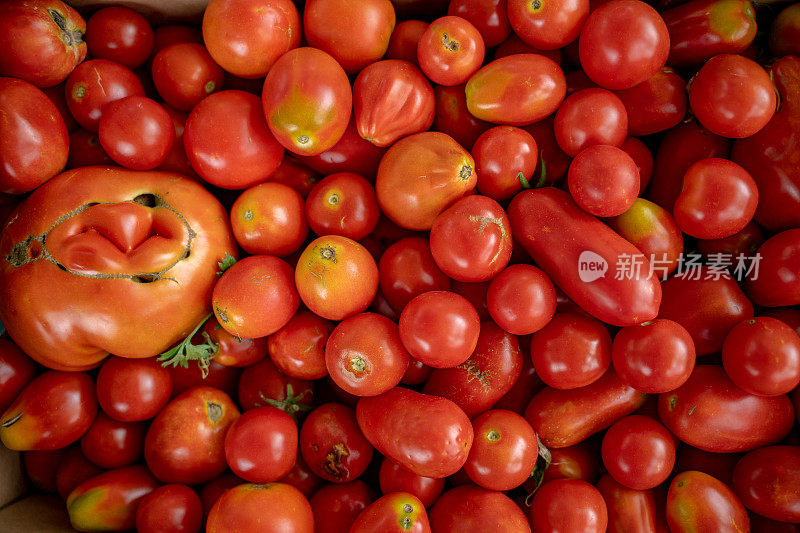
[568,145,639,217]
[295,236,379,321]
[144,386,240,484]
[55,447,104,500]
[448,0,511,47]
[378,237,451,314]
[310,481,374,533]
[326,313,410,397]
[170,361,240,400]
[722,317,800,396]
[350,492,431,533]
[746,229,800,307]
[732,446,800,523]
[376,131,475,231]
[0,77,69,193]
[151,42,223,112]
[386,19,428,64]
[423,321,522,417]
[542,444,599,484]
[99,96,174,170]
[67,128,112,168]
[225,406,297,483]
[0,338,36,414]
[621,137,654,190]
[434,487,531,532]
[305,172,379,241]
[658,365,795,453]
[508,187,661,327]
[667,471,750,533]
[357,387,473,478]
[268,310,331,381]
[299,403,373,483]
[200,317,267,368]
[67,466,159,532]
[662,0,756,67]
[487,264,556,336]
[86,7,154,69]
[304,0,396,74]
[601,415,675,491]
[770,4,800,57]
[508,0,588,50]
[202,0,300,78]
[24,448,67,493]
[231,182,308,256]
[433,84,491,150]
[263,47,352,156]
[354,60,434,148]
[674,445,742,487]
[237,357,314,414]
[597,474,658,533]
[0,0,86,87]
[529,479,608,533]
[417,16,485,86]
[525,369,648,448]
[465,54,566,125]
[0,371,97,451]
[615,68,687,136]
[65,59,145,132]
[297,117,387,179]
[555,88,628,157]
[472,126,537,201]
[378,459,444,508]
[524,115,572,186]
[206,482,314,533]
[96,356,172,422]
[579,0,670,90]
[135,484,203,533]
[79,412,146,469]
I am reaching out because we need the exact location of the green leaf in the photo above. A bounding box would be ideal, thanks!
[157,313,217,378]
[217,253,237,276]
[257,384,313,422]
[524,434,552,506]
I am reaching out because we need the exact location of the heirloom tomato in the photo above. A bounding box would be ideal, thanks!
[267,310,332,381]
[386,19,428,64]
[56,447,103,501]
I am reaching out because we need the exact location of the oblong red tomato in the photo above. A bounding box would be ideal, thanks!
[746,229,800,307]
[732,445,800,523]
[262,47,352,156]
[597,474,659,533]
[465,54,566,125]
[350,492,431,533]
[508,187,662,327]
[356,387,473,478]
[667,470,750,533]
[658,365,795,453]
[429,486,530,532]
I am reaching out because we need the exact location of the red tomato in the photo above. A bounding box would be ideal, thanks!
[225,406,298,483]
[86,7,153,69]
[354,59,435,148]
[487,264,556,336]
[523,115,572,186]
[494,33,564,62]
[417,16,485,86]
[732,445,800,523]
[67,128,111,168]
[0,338,36,414]
[199,317,268,368]
[615,68,687,136]
[0,0,86,87]
[65,59,144,131]
[350,492,431,533]
[507,0,589,50]
[297,117,387,179]
[144,386,240,484]
[23,448,66,492]
[378,459,444,508]
[722,317,800,396]
[295,236,379,321]
[96,357,172,422]
[212,255,299,339]
[378,237,451,314]
[151,42,223,112]
[448,0,511,47]
[621,137,654,190]
[568,145,640,217]
[472,126,538,201]
[310,481,374,533]
[305,173,380,240]
[79,412,145,469]
[237,357,315,414]
[304,0,395,74]
[98,96,174,170]
[597,474,659,533]
[202,0,300,78]
[542,444,599,484]
[136,484,203,533]
[55,447,104,500]
[430,486,530,532]
[429,195,513,282]
[529,479,608,533]
[612,319,695,393]
[230,182,308,256]
[432,84,491,150]
[279,454,323,498]
[579,0,670,90]
[399,291,481,368]
[206,483,314,533]
[299,403,373,483]
[151,24,203,59]
[170,361,241,400]
[689,54,776,138]
[326,313,410,397]
[601,415,675,490]
[667,471,750,533]
[555,88,628,157]
[267,310,332,381]
[262,47,352,156]
[770,3,800,57]
[745,229,800,307]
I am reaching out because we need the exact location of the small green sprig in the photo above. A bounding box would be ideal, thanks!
[158,313,218,378]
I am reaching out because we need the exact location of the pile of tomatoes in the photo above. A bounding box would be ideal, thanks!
[0,0,799,531]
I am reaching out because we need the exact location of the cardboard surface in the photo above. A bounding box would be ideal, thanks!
[0,495,76,532]
[68,0,210,22]
[0,446,27,509]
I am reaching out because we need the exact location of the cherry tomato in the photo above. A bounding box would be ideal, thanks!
[601,415,675,490]
[667,471,750,533]
[206,483,314,533]
[378,237,451,314]
[487,264,556,336]
[448,0,511,47]
[136,484,203,533]
[230,182,308,256]
[65,59,144,132]
[151,42,223,111]
[350,492,431,533]
[305,172,380,240]
[745,229,800,307]
[417,16,485,86]
[225,406,298,483]
[55,446,104,500]
[378,459,444,508]
[472,126,538,201]
[98,95,174,170]
[86,7,153,69]
[732,445,800,523]
[529,479,609,533]
[96,356,172,422]
[615,68,687,136]
[568,144,639,217]
[432,84,491,150]
[430,486,529,532]
[554,88,628,157]
[542,444,599,484]
[79,412,145,469]
[507,0,589,50]
[310,481,374,533]
[770,3,800,57]
[267,310,332,381]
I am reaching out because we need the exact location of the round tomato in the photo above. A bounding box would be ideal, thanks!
[417,16,485,86]
[507,0,588,50]
[98,96,174,170]
[85,7,153,69]
[151,42,224,112]
[601,415,676,490]
[487,264,556,335]
[96,356,173,422]
[529,479,608,532]
[310,481,374,533]
[230,182,308,256]
[378,459,444,508]
[472,126,538,201]
[554,88,629,157]
[206,483,314,533]
[136,484,203,533]
[79,412,146,469]
[568,145,639,217]
[65,59,144,132]
[225,406,298,483]
[448,0,511,48]
[378,237,451,314]
[350,492,431,533]
[267,310,332,381]
[305,173,380,240]
[430,486,529,532]
[732,445,800,523]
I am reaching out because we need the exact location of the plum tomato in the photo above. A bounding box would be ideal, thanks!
[268,310,332,380]
[568,145,640,217]
[224,406,298,483]
[417,16,485,86]
[528,479,609,533]
[667,471,750,533]
[596,475,659,533]
[85,7,154,69]
[206,483,314,533]
[487,264,557,335]
[732,445,800,523]
[151,43,223,112]
[96,357,172,422]
[601,415,676,490]
[135,484,203,533]
[230,182,308,257]
[507,0,589,50]
[554,88,629,157]
[98,96,174,170]
[472,125,538,201]
[378,459,444,508]
[305,172,380,241]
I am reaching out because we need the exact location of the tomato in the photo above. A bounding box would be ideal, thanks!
[525,369,648,448]
[399,291,481,368]
[170,360,241,400]
[507,0,588,50]
[658,365,795,453]
[376,132,475,231]
[326,313,410,397]
[597,474,659,533]
[151,42,223,112]
[431,486,530,532]
[555,88,628,157]
[529,479,608,533]
[612,319,695,393]
[423,321,522,417]
[487,264,556,336]
[448,0,511,47]
[433,84,491,150]
[0,77,69,193]
[267,310,331,381]
[495,33,564,62]
[297,117,387,179]
[542,444,599,484]
[378,459,444,508]
[295,235,379,321]
[197,317,267,369]
[601,415,675,491]
[417,16,485,86]
[746,229,800,308]
[96,357,172,422]
[351,492,431,533]
[206,483,314,533]
[237,358,314,415]
[386,19,428,64]
[523,115,572,186]
[354,60,434,148]
[67,465,159,532]
[770,4,800,57]
[56,446,104,500]
[151,24,203,60]
[24,448,66,492]
[310,481,374,533]
[156,105,196,177]
[230,182,308,256]
[67,129,112,168]
[472,126,538,201]
[86,7,153,69]
[0,0,86,87]
[568,145,639,217]
[212,255,299,339]
[279,454,324,499]
[674,445,742,486]
[579,0,670,90]
[733,446,800,523]
[0,338,36,414]
[98,96,174,170]
[304,0,395,74]
[202,0,300,78]
[465,54,566,125]
[722,317,800,397]
[144,386,240,484]
[357,387,473,478]
[262,47,352,156]
[378,237,451,314]
[225,406,297,483]
[509,188,661,327]
[79,412,146,469]
[621,137,654,190]
[136,484,203,533]
[697,220,764,260]
[615,68,687,136]
[663,0,756,67]
[667,471,750,533]
[0,371,96,451]
[305,172,379,241]
[65,59,145,132]
[299,403,373,483]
